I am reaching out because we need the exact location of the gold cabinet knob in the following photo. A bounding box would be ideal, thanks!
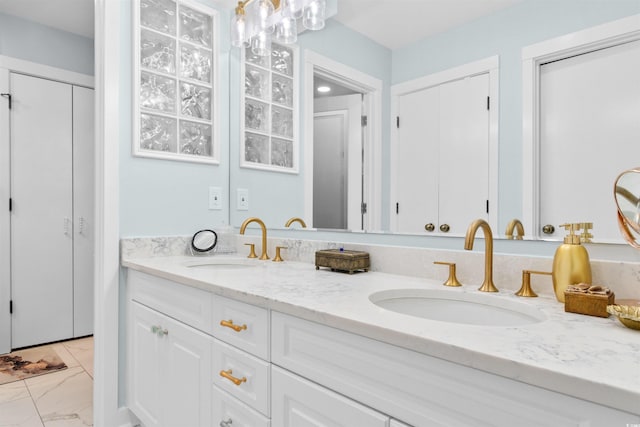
[439,224,450,233]
[425,223,435,232]
[219,369,246,386]
[220,319,247,332]
[542,224,555,234]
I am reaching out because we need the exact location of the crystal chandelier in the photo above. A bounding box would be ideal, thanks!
[231,0,326,55]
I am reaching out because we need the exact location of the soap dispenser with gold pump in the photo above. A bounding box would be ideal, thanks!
[551,223,592,302]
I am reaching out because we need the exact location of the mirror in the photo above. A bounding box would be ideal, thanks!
[191,229,218,253]
[228,1,640,239]
[615,168,640,248]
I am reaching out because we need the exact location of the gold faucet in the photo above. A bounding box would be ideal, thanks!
[505,218,525,240]
[464,219,499,292]
[239,217,269,260]
[285,217,307,228]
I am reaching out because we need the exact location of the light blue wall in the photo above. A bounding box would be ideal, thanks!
[392,0,640,230]
[229,19,392,228]
[0,12,94,75]
[119,0,231,237]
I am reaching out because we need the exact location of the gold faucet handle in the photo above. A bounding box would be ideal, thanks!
[515,270,552,297]
[244,243,257,259]
[433,261,463,287]
[273,246,286,262]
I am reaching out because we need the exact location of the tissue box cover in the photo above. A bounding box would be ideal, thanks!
[315,249,369,274]
[564,291,615,318]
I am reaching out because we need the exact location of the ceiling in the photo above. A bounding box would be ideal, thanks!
[0,0,521,49]
[332,0,521,50]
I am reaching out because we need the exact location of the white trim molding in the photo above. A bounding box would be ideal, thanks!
[94,1,132,426]
[303,50,383,231]
[522,14,640,237]
[389,55,500,233]
[0,55,94,88]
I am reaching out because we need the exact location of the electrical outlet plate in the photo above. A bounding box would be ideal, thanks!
[208,187,222,210]
[237,188,249,210]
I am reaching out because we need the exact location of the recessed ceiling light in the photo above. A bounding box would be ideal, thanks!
[317,85,331,93]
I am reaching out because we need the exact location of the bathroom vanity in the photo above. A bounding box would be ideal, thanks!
[122,253,640,427]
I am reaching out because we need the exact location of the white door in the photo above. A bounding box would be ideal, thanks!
[314,94,362,230]
[395,85,440,233]
[72,86,94,337]
[438,74,490,235]
[271,366,389,427]
[10,73,73,348]
[539,39,640,241]
[313,111,348,229]
[395,74,489,235]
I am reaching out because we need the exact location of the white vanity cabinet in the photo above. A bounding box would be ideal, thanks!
[125,268,639,427]
[127,270,271,427]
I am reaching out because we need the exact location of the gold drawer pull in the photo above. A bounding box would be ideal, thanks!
[219,369,246,386]
[220,319,247,332]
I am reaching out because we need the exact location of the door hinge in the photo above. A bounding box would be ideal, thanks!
[9,300,13,314]
[396,202,399,214]
[361,202,368,215]
[9,198,12,212]
[486,200,489,214]
[1,93,11,109]
[396,116,400,128]
[361,115,368,126]
[487,96,490,110]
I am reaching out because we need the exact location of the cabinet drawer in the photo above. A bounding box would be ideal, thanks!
[211,294,269,360]
[212,386,270,427]
[128,270,212,332]
[213,339,270,417]
[272,312,639,427]
[272,366,388,427]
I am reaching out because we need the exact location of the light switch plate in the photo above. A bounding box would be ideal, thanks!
[208,186,222,210]
[237,188,249,211]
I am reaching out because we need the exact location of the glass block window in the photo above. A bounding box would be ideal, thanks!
[241,43,298,172]
[134,0,219,164]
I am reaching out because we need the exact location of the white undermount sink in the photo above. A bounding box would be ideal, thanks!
[183,258,255,270]
[369,288,546,326]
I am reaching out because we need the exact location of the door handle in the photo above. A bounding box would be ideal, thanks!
[439,223,450,233]
[63,217,71,236]
[425,223,435,232]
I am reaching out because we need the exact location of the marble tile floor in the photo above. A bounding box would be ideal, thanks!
[0,336,93,427]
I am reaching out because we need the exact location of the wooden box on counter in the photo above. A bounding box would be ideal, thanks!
[564,291,615,318]
[315,249,369,274]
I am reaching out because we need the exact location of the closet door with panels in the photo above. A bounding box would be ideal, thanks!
[72,85,94,338]
[10,73,74,348]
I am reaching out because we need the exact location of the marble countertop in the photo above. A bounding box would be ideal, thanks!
[122,254,640,415]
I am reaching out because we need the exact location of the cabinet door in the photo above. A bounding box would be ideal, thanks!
[10,73,73,348]
[129,302,163,427]
[272,366,388,427]
[129,301,213,427]
[395,85,439,233]
[438,74,489,235]
[163,312,213,427]
[72,85,95,337]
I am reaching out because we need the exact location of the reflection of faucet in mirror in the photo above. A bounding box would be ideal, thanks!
[505,219,525,240]
[240,217,270,260]
[285,217,307,228]
[464,219,498,292]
